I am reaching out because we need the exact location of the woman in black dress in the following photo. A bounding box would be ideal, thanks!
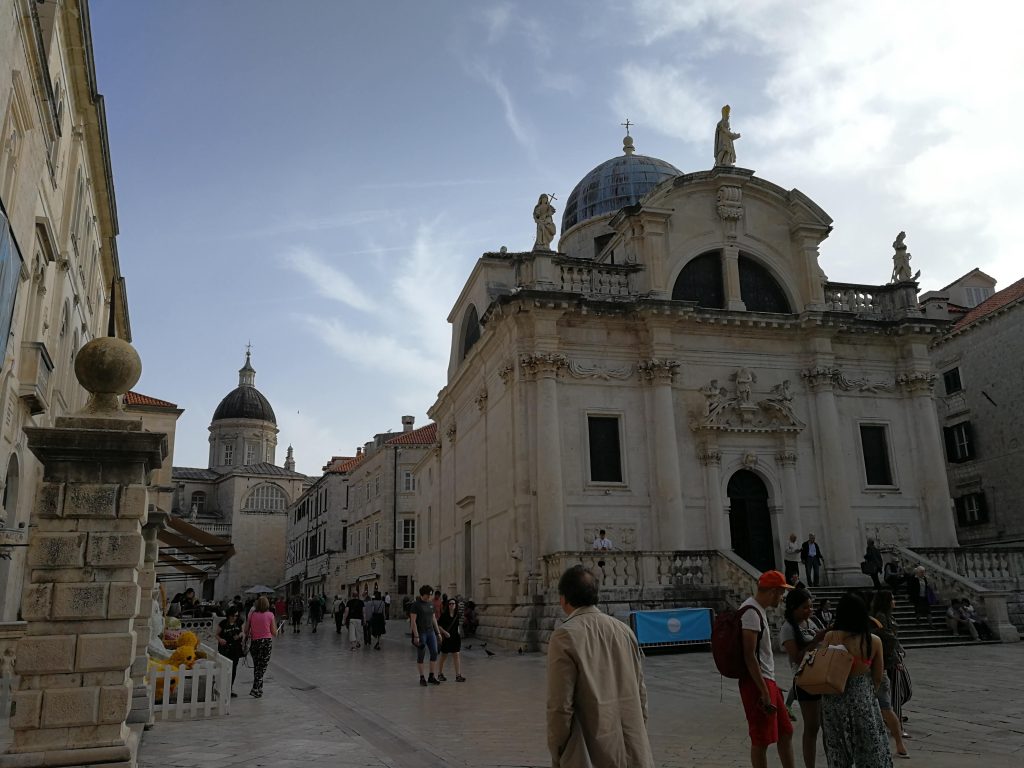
[437,598,466,682]
[215,605,245,697]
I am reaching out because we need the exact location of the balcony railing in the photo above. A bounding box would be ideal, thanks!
[17,341,54,415]
[822,281,921,319]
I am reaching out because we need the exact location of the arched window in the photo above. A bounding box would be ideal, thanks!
[460,304,481,361]
[739,255,791,313]
[190,491,206,515]
[243,483,288,514]
[672,252,724,308]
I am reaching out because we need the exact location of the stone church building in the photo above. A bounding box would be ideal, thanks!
[415,132,959,615]
[171,352,308,599]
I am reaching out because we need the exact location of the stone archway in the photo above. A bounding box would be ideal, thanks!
[727,469,776,572]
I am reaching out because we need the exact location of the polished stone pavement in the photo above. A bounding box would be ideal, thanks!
[138,621,1024,767]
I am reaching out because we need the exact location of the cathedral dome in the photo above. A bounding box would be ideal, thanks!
[561,135,682,233]
[211,351,277,425]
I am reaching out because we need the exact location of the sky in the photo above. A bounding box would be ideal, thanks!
[89,0,1024,476]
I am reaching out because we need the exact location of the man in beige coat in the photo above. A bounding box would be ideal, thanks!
[546,565,655,768]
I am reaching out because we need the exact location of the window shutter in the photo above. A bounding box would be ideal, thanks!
[954,496,966,527]
[963,422,975,459]
[943,426,957,462]
[976,492,989,524]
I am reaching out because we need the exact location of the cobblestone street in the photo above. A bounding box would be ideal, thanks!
[138,622,1024,768]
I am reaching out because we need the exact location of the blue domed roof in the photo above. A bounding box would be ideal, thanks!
[562,144,681,232]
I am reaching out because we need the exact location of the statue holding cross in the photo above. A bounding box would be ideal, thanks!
[533,193,557,251]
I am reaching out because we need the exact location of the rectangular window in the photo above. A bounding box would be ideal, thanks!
[374,522,380,550]
[375,475,381,496]
[403,471,415,492]
[955,492,988,526]
[942,367,962,395]
[859,425,894,486]
[222,443,234,466]
[0,210,24,358]
[588,416,623,483]
[245,442,256,465]
[943,422,975,463]
[402,518,416,549]
[397,575,408,594]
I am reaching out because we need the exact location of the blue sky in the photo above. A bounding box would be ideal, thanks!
[89,1,1024,474]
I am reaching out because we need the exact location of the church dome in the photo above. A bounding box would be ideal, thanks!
[561,135,682,233]
[211,351,277,425]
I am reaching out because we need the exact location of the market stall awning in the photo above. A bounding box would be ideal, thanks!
[156,516,234,582]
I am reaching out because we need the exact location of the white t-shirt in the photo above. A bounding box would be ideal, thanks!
[784,541,801,558]
[739,597,774,681]
[592,537,613,550]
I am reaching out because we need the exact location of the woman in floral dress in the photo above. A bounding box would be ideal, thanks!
[820,594,893,768]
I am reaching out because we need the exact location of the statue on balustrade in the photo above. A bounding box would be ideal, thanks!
[889,231,920,283]
[533,193,557,251]
[714,104,741,166]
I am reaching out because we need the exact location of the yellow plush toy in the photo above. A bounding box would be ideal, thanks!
[148,658,179,702]
[168,645,197,670]
[163,630,199,650]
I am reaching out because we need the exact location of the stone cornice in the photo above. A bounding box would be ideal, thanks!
[519,353,567,379]
[637,358,680,383]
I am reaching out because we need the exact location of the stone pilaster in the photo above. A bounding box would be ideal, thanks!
[775,449,802,567]
[521,354,567,554]
[698,445,727,549]
[639,359,686,550]
[722,244,745,311]
[128,511,166,726]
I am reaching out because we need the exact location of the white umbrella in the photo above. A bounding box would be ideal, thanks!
[244,585,275,594]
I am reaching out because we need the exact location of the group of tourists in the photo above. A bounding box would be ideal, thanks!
[408,585,467,685]
[333,590,389,650]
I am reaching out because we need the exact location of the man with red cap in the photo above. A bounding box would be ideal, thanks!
[739,570,795,768]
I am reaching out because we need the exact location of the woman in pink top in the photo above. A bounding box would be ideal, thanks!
[244,596,279,698]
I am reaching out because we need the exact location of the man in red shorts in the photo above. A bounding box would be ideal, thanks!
[740,570,795,768]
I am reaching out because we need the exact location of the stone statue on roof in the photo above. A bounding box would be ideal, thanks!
[715,105,741,166]
[533,193,556,251]
[890,231,917,283]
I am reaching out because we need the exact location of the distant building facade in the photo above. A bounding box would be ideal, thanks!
[171,352,308,599]
[929,274,1024,545]
[0,0,134,621]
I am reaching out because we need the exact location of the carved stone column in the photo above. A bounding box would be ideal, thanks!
[775,449,802,567]
[521,353,567,555]
[127,511,166,726]
[9,337,165,767]
[801,364,858,575]
[722,244,746,311]
[698,445,728,549]
[898,371,958,546]
[639,359,685,550]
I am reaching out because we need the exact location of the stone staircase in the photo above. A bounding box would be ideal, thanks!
[809,585,998,649]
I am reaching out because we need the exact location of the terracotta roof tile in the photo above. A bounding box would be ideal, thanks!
[327,455,366,474]
[385,422,438,446]
[125,390,178,408]
[952,276,1024,331]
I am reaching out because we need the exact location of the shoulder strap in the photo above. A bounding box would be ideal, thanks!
[738,604,766,644]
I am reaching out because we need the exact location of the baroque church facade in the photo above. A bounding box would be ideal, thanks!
[415,131,959,613]
[171,352,308,599]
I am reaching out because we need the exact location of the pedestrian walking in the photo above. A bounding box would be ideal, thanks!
[308,594,323,633]
[547,564,654,768]
[368,591,387,649]
[362,595,373,647]
[800,534,824,587]
[437,598,466,682]
[784,533,802,583]
[737,570,795,768]
[383,591,392,620]
[244,596,278,698]
[819,594,892,768]
[862,539,884,590]
[409,584,448,686]
[779,588,823,768]
[289,594,304,633]
[904,566,935,627]
[215,605,245,698]
[344,590,365,651]
[871,590,910,758]
[332,594,345,634]
[433,589,443,619]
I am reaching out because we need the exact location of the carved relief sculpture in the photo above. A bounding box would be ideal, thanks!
[567,359,635,380]
[636,358,680,383]
[692,368,805,433]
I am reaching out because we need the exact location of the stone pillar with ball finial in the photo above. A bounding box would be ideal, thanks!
[3,283,167,767]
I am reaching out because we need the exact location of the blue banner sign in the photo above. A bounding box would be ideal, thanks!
[630,608,712,647]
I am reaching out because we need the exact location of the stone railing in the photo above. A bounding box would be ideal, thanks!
[194,522,231,539]
[556,260,635,297]
[891,546,1020,642]
[823,280,920,319]
[910,547,1024,589]
[542,551,717,593]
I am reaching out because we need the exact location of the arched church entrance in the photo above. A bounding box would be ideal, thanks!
[727,469,775,573]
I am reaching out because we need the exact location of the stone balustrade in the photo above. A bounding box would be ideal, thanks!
[893,546,1021,642]
[823,280,921,318]
[555,259,635,297]
[910,547,1024,589]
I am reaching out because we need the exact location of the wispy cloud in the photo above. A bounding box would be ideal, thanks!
[473,63,533,153]
[613,64,713,144]
[285,247,377,313]
[233,209,394,239]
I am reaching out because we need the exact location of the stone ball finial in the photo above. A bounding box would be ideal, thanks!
[74,336,143,415]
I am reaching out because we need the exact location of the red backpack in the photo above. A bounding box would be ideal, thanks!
[711,604,765,679]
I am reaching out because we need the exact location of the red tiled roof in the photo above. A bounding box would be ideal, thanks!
[952,276,1024,331]
[125,390,178,408]
[385,422,438,446]
[327,454,365,474]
